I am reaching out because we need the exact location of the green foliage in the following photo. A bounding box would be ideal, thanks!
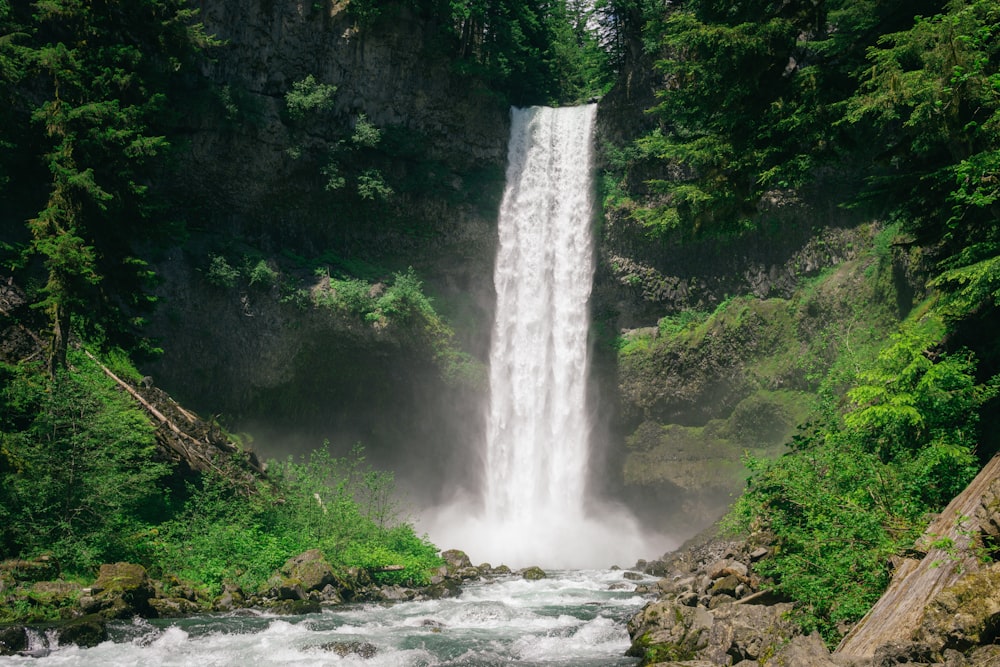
[0,351,169,574]
[0,0,216,371]
[203,253,279,290]
[727,313,997,644]
[284,74,337,121]
[339,525,443,586]
[205,253,240,288]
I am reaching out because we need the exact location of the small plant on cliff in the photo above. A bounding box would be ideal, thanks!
[284,75,337,121]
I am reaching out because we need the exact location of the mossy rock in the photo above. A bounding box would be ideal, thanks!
[264,599,321,615]
[81,563,155,619]
[0,626,27,656]
[52,614,107,648]
[521,566,546,580]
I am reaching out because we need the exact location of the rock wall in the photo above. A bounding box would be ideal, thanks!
[143,1,506,501]
[589,61,915,541]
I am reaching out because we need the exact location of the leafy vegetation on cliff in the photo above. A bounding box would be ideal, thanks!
[603,0,1000,645]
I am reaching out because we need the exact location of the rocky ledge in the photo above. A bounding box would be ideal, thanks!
[0,548,537,656]
[626,525,1000,667]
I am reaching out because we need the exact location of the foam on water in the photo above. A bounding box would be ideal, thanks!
[0,569,650,666]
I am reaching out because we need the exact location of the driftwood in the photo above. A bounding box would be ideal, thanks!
[835,453,1000,659]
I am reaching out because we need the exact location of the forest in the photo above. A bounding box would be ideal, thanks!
[0,0,999,651]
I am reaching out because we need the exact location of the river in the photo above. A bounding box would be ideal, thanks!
[2,569,649,665]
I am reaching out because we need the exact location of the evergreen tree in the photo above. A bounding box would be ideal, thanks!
[11,0,213,372]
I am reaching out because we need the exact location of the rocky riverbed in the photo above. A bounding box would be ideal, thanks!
[0,548,505,656]
[624,522,1000,667]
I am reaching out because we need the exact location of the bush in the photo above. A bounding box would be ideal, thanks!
[0,351,169,573]
[726,315,997,644]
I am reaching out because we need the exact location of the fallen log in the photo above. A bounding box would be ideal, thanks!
[835,453,1000,659]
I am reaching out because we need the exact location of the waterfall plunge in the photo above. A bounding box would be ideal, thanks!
[425,106,664,569]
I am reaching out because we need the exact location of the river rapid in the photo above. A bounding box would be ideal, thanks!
[1,569,649,666]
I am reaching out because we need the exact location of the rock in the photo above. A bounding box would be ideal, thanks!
[441,549,473,570]
[423,580,461,599]
[966,645,1000,666]
[264,599,321,615]
[701,602,798,664]
[627,597,799,665]
[30,580,82,605]
[282,550,338,591]
[213,583,245,611]
[521,566,546,580]
[708,574,741,597]
[706,559,748,581]
[0,626,27,656]
[623,571,643,581]
[870,641,936,667]
[917,562,1000,652]
[757,632,843,666]
[379,585,416,602]
[314,641,377,658]
[267,549,340,601]
[81,563,156,619]
[149,597,203,617]
[53,614,108,648]
[0,555,60,583]
[626,600,713,662]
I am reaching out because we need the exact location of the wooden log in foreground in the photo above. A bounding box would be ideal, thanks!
[835,453,1000,659]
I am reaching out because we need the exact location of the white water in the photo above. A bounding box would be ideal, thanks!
[0,570,647,666]
[425,106,665,569]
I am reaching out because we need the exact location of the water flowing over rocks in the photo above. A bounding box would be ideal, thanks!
[0,548,510,655]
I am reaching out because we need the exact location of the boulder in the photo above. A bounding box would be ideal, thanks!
[267,549,340,601]
[315,640,377,658]
[213,583,245,611]
[917,562,1000,652]
[0,626,27,656]
[627,600,713,662]
[264,599,321,615]
[53,614,108,648]
[521,566,546,580]
[379,585,416,602]
[281,550,338,592]
[706,559,748,581]
[30,580,82,605]
[759,632,841,667]
[148,597,203,617]
[0,555,59,583]
[80,563,155,619]
[626,597,798,665]
[441,549,472,570]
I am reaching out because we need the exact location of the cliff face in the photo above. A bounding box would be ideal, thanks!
[143,0,914,540]
[589,57,920,538]
[143,1,506,501]
[180,0,508,238]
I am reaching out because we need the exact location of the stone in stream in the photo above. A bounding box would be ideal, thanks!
[313,640,378,658]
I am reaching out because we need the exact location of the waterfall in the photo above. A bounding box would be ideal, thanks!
[484,105,596,529]
[425,105,661,569]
